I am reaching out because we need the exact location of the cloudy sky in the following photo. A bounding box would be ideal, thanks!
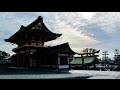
[0,12,120,59]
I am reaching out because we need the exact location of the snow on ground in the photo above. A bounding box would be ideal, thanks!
[0,73,88,79]
[69,70,120,79]
[0,70,120,79]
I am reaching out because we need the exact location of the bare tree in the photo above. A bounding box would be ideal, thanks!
[102,50,109,68]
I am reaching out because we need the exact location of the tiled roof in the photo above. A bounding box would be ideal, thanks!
[70,56,96,65]
[5,16,62,44]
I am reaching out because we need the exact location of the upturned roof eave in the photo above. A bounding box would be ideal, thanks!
[4,25,26,43]
[49,42,77,54]
[4,16,62,43]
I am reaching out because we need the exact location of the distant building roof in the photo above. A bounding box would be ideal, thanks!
[70,56,96,65]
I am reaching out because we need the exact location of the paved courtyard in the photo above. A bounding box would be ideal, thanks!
[0,70,120,79]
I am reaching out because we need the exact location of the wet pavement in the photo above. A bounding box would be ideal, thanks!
[0,70,120,79]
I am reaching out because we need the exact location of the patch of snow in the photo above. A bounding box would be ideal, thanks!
[0,70,120,79]
[69,70,120,79]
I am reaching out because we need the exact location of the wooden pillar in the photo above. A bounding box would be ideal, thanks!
[57,54,60,70]
[58,55,60,65]
[81,55,84,65]
[67,56,70,69]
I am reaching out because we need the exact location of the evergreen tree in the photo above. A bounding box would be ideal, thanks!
[0,50,10,59]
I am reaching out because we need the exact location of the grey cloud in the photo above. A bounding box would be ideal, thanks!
[1,12,120,58]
